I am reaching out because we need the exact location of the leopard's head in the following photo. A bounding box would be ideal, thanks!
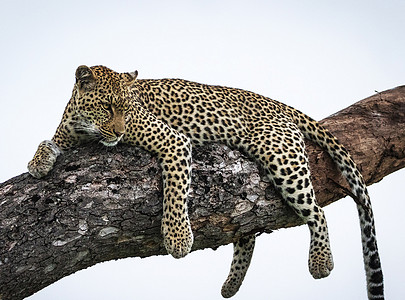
[72,65,138,146]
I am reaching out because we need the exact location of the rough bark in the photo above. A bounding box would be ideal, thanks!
[1,86,404,300]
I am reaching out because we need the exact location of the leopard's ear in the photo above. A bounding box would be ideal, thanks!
[122,70,138,86]
[75,65,96,91]
[129,70,138,80]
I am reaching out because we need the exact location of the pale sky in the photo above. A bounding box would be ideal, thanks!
[1,1,404,299]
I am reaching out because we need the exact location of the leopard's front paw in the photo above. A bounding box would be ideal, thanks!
[28,140,61,179]
[162,217,193,259]
[308,242,334,279]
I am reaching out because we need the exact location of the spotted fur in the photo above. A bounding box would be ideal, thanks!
[221,235,255,298]
[28,65,383,299]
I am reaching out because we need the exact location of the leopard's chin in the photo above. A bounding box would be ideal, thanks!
[100,135,123,147]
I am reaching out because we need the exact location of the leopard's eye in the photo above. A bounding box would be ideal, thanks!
[101,102,111,111]
[123,102,130,110]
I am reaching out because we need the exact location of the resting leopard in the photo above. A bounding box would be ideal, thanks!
[28,65,384,299]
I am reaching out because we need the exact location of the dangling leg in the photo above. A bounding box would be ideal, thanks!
[245,124,334,279]
[221,235,256,298]
[159,134,194,259]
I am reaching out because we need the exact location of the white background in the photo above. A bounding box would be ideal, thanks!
[1,1,404,299]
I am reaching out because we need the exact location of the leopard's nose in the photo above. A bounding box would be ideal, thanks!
[113,128,125,137]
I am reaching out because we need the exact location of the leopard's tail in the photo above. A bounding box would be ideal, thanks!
[289,108,384,300]
[221,235,255,298]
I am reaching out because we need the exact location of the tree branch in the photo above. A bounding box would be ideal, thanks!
[1,86,404,300]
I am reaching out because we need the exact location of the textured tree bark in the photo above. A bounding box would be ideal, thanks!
[0,86,404,300]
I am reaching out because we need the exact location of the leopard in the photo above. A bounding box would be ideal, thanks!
[28,65,384,299]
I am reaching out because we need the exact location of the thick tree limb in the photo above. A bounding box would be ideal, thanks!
[1,86,404,300]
